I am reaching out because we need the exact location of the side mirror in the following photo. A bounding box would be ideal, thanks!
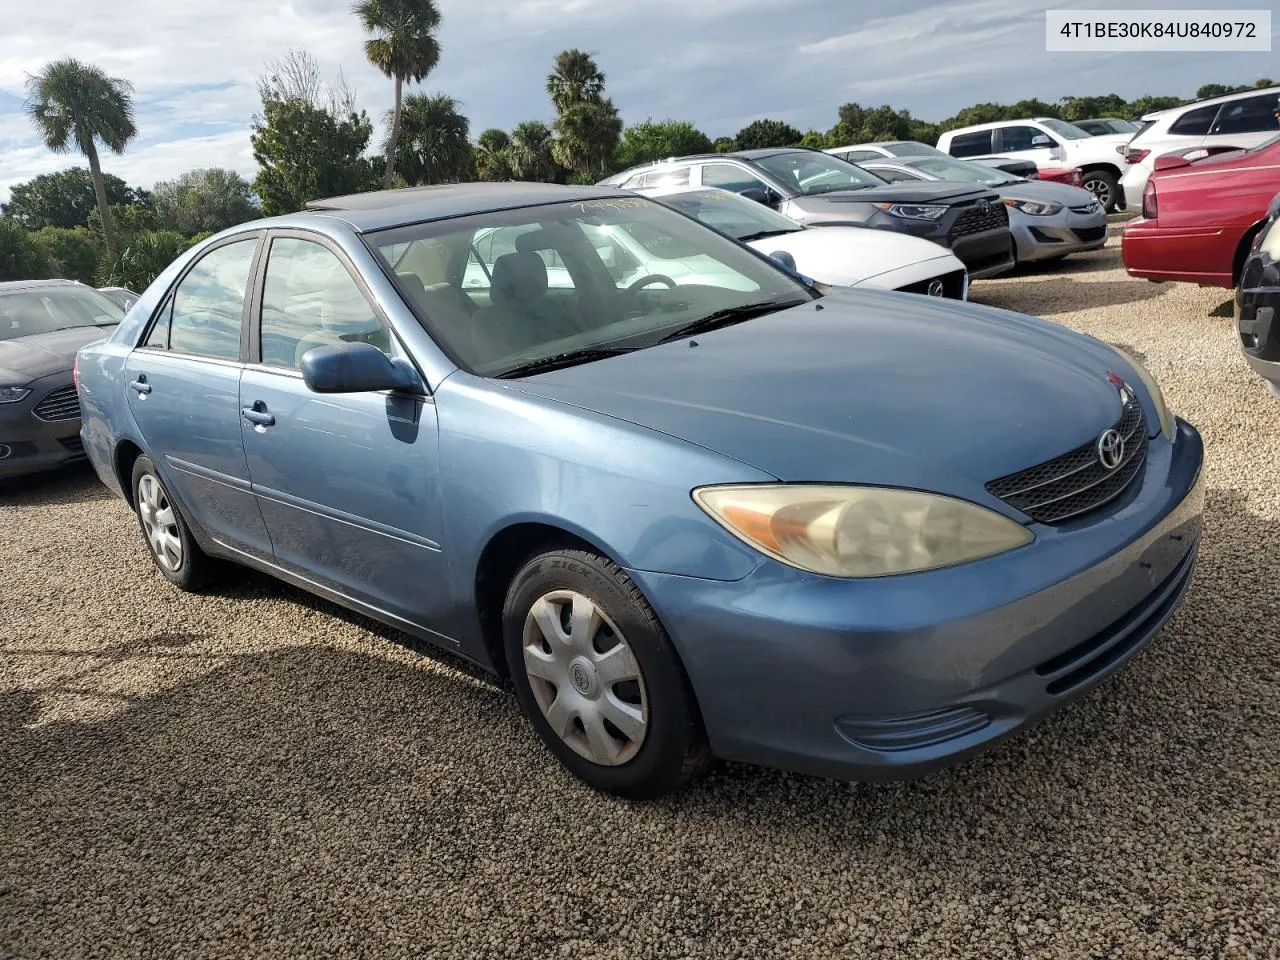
[1031,135,1053,147]
[738,186,775,206]
[301,341,423,394]
[769,250,798,273]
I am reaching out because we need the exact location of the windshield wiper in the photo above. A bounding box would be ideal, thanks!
[654,298,808,345]
[496,347,637,379]
[737,228,801,242]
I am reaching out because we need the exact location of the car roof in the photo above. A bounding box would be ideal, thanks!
[1142,86,1280,121]
[941,118,1062,137]
[300,182,634,233]
[0,278,82,294]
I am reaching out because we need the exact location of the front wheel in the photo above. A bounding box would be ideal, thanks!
[1082,170,1120,213]
[503,548,711,799]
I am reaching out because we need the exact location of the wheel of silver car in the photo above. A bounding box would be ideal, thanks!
[130,455,215,591]
[138,473,182,572]
[522,589,648,766]
[503,547,711,799]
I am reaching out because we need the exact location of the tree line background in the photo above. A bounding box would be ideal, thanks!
[1,0,1274,291]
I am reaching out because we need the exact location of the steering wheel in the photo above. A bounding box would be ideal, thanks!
[626,274,677,293]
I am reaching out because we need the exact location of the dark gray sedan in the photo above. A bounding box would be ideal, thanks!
[0,280,122,479]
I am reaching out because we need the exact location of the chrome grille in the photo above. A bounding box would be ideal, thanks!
[986,397,1149,524]
[33,385,81,422]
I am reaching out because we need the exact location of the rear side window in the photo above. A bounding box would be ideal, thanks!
[167,239,258,360]
[1169,104,1221,136]
[635,167,691,188]
[1211,95,1280,136]
[948,130,993,158]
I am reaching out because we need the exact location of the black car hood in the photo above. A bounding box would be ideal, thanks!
[790,182,995,208]
[0,326,117,383]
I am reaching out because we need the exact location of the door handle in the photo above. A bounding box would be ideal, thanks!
[129,376,151,395]
[241,404,275,427]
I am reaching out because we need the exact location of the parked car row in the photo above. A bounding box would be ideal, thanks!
[58,180,1202,800]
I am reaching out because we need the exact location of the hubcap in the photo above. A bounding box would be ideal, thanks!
[137,473,183,572]
[1088,179,1111,207]
[522,590,648,767]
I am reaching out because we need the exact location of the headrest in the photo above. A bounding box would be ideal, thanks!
[397,272,428,303]
[491,252,548,306]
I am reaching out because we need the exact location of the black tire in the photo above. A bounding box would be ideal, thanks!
[503,547,711,799]
[1082,170,1120,213]
[131,455,216,591]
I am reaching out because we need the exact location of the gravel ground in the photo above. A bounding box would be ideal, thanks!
[2,239,1278,959]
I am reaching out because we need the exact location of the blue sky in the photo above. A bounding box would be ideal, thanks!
[0,0,1276,201]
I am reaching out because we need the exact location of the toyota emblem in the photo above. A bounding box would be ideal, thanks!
[1096,428,1124,470]
[926,279,946,297]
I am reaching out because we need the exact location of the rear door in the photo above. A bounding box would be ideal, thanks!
[123,234,272,560]
[238,231,450,635]
[945,130,995,160]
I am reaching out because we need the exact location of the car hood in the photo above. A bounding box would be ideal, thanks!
[0,326,116,383]
[788,181,994,209]
[502,293,1134,497]
[745,226,956,286]
[993,180,1101,206]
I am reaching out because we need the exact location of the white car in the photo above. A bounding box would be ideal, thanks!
[630,185,969,299]
[1120,88,1280,211]
[937,118,1130,211]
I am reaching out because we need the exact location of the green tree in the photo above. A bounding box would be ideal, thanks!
[553,97,623,177]
[798,130,831,150]
[1,169,139,230]
[546,49,606,114]
[0,219,52,281]
[712,136,735,153]
[1128,95,1186,117]
[29,226,103,283]
[474,128,514,181]
[1058,93,1132,121]
[392,93,473,184]
[151,168,259,236]
[24,58,138,260]
[354,0,443,189]
[732,119,802,151]
[251,97,379,215]
[508,121,558,181]
[615,120,713,169]
[96,229,193,291]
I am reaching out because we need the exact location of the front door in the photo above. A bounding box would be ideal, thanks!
[238,233,449,637]
[996,124,1059,166]
[123,235,273,560]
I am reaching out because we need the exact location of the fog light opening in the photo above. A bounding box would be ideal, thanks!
[0,444,11,460]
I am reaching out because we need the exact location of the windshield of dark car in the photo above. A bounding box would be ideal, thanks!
[883,141,948,157]
[650,189,803,241]
[367,196,811,377]
[911,157,1020,186]
[751,152,886,196]
[0,287,124,342]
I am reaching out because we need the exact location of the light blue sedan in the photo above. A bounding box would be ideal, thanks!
[75,183,1204,799]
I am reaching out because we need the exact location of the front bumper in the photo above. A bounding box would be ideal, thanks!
[0,371,85,480]
[1012,210,1109,262]
[631,418,1204,782]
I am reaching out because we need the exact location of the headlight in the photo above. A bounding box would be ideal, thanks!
[1108,344,1174,440]
[692,484,1033,578]
[0,386,31,403]
[873,203,947,221]
[1003,197,1064,216]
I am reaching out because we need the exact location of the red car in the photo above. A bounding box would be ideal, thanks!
[1037,166,1084,188]
[1122,135,1280,287]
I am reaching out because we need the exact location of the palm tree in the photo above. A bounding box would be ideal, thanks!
[546,49,605,113]
[553,97,622,178]
[353,0,442,189]
[475,128,514,181]
[509,121,558,182]
[392,93,472,185]
[24,58,137,260]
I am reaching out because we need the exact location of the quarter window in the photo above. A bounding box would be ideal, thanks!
[259,238,390,370]
[948,130,994,158]
[167,238,258,360]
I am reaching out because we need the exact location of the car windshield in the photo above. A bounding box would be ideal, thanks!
[0,286,124,342]
[751,152,886,196]
[648,189,803,241]
[882,141,948,157]
[911,157,1021,186]
[367,196,811,377]
[1038,118,1092,140]
[1105,119,1139,133]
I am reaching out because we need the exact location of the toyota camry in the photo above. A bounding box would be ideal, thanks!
[76,182,1204,799]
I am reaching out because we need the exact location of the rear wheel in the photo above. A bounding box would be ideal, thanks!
[131,455,216,591]
[1082,170,1120,213]
[503,547,711,799]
